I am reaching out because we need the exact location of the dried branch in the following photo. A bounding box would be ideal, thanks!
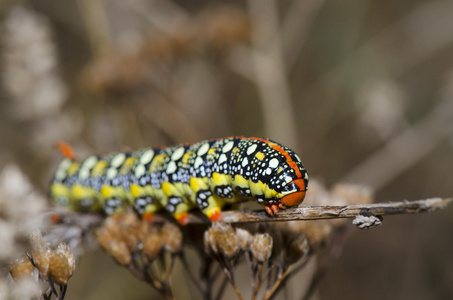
[182,198,451,224]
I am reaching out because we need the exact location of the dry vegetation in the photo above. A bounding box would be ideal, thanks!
[0,1,452,299]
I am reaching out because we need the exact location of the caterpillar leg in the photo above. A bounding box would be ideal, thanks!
[265,203,281,216]
[204,206,223,222]
[200,194,225,222]
[142,212,154,221]
[175,212,189,225]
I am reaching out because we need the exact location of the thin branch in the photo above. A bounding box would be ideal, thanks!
[76,0,113,57]
[181,198,451,224]
[343,98,453,190]
[246,0,298,148]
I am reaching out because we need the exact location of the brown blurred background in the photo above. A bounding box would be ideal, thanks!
[0,0,452,299]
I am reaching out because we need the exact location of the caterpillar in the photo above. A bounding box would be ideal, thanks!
[50,137,309,224]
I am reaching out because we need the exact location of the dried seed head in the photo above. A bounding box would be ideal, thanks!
[142,228,162,261]
[214,223,239,259]
[286,234,309,265]
[120,224,141,252]
[204,226,218,255]
[204,223,240,258]
[287,220,332,250]
[49,251,71,285]
[106,239,131,266]
[96,227,115,250]
[29,231,51,277]
[251,233,273,263]
[9,257,34,280]
[137,220,151,241]
[55,243,75,274]
[236,228,253,251]
[103,216,121,236]
[161,222,183,254]
[120,208,141,227]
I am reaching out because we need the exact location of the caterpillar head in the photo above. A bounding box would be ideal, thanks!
[280,178,307,207]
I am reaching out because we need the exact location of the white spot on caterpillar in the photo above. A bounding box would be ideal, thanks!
[140,149,154,165]
[242,157,249,167]
[169,197,180,205]
[171,147,185,161]
[106,168,118,179]
[166,161,177,174]
[197,143,210,156]
[55,159,71,180]
[82,156,98,170]
[222,141,234,153]
[111,153,126,168]
[285,176,292,184]
[304,172,308,180]
[218,154,227,164]
[294,154,301,162]
[136,198,148,207]
[269,158,279,169]
[79,168,92,181]
[135,164,146,178]
[194,156,203,169]
[265,167,272,175]
[246,144,257,155]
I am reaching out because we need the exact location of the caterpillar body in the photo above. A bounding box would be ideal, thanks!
[50,137,309,224]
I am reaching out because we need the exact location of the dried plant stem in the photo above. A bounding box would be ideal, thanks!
[180,254,208,299]
[245,251,256,290]
[263,265,292,300]
[231,282,245,300]
[344,98,453,190]
[251,263,263,300]
[247,0,298,148]
[215,276,229,300]
[76,0,113,57]
[182,198,451,224]
[302,227,351,300]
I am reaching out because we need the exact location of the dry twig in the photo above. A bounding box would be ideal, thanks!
[183,197,451,224]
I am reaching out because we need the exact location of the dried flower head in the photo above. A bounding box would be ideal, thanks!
[250,233,273,263]
[215,223,240,259]
[95,226,115,250]
[204,226,218,255]
[106,239,132,266]
[236,228,253,251]
[96,226,131,265]
[204,223,240,259]
[161,222,183,254]
[286,220,332,250]
[102,216,121,237]
[49,251,71,285]
[29,231,52,277]
[117,211,142,252]
[9,257,34,281]
[120,225,141,252]
[142,227,163,261]
[55,243,76,274]
[286,234,309,265]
